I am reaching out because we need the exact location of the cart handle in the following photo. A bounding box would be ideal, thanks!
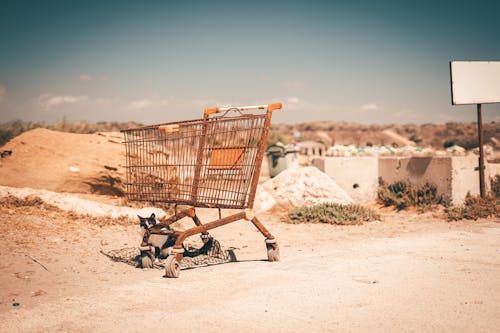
[204,103,282,116]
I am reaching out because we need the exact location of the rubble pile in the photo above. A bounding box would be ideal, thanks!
[254,167,353,212]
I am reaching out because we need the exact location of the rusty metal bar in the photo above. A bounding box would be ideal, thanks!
[477,104,485,197]
[162,209,191,226]
[191,114,209,201]
[192,214,210,239]
[250,216,274,240]
[173,211,247,258]
[247,109,273,208]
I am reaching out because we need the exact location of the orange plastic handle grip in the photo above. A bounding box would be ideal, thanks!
[268,103,282,111]
[204,107,220,116]
[158,124,179,133]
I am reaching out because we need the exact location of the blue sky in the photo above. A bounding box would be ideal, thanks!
[0,0,499,124]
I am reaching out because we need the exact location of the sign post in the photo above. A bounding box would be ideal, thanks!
[476,103,485,197]
[450,60,500,198]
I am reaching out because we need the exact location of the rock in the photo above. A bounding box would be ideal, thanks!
[254,167,353,213]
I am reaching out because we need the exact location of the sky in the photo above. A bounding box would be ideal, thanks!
[0,0,499,125]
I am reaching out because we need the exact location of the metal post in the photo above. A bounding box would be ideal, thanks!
[477,104,485,198]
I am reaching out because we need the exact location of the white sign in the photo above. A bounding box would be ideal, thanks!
[450,61,500,105]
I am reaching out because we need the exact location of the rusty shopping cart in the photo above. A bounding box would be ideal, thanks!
[122,103,282,277]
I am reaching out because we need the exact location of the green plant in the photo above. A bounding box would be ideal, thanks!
[288,203,380,225]
[378,180,447,210]
[446,193,500,221]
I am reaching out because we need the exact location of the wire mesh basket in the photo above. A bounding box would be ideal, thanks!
[122,105,279,209]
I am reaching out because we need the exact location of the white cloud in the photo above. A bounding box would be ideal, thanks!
[394,109,418,121]
[360,103,379,111]
[99,75,110,81]
[0,85,6,102]
[39,94,88,110]
[79,74,92,81]
[287,96,300,104]
[130,99,154,110]
[283,80,305,89]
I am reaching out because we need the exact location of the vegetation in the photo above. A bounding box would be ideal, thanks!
[266,128,290,146]
[268,121,498,149]
[378,180,448,211]
[0,119,142,147]
[446,193,500,221]
[288,202,380,225]
[491,175,500,199]
[3,119,497,151]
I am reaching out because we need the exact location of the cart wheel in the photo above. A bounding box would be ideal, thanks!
[164,255,181,278]
[141,254,153,269]
[266,242,280,262]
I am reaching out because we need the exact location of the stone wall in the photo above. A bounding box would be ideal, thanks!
[312,156,378,203]
[314,156,498,205]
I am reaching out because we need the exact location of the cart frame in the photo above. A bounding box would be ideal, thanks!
[122,103,282,277]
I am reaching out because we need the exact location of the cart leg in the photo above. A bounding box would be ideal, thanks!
[250,216,280,262]
[192,214,210,243]
[162,207,195,227]
[250,216,274,239]
[173,211,246,252]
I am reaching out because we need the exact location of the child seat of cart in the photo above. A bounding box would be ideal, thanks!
[207,146,245,175]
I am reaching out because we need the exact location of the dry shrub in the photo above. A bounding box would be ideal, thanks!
[0,195,51,208]
[378,180,448,211]
[288,203,380,225]
[491,175,500,199]
[0,194,136,226]
[0,119,142,147]
[446,193,500,221]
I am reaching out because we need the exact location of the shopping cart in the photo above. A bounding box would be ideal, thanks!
[122,103,282,277]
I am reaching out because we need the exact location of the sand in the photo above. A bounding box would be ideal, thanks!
[0,196,498,332]
[0,129,499,332]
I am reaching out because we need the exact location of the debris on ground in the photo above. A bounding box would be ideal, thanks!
[102,239,233,270]
[254,167,353,212]
[0,150,12,158]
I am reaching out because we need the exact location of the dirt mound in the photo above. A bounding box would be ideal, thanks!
[0,128,125,195]
[254,167,353,212]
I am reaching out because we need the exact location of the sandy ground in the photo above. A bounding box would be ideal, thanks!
[1,128,499,332]
[1,199,499,332]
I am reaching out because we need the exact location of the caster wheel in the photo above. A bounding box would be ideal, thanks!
[141,254,153,269]
[164,255,181,278]
[266,242,280,262]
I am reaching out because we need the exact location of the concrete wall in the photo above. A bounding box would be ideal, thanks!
[379,156,497,205]
[379,156,453,202]
[312,156,379,203]
[314,155,499,205]
[453,157,499,198]
[451,157,480,204]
